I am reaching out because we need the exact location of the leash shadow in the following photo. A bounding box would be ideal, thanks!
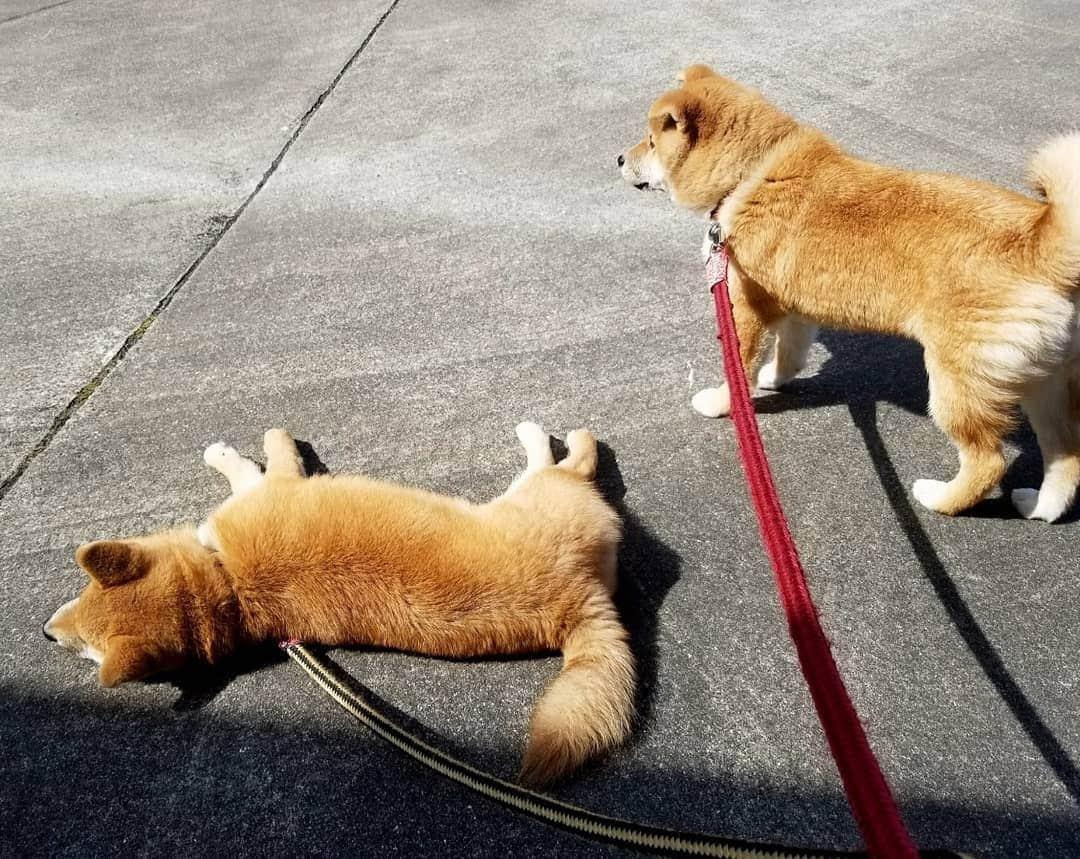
[848,397,1080,806]
[733,329,1080,800]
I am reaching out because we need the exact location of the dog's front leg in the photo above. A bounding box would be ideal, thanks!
[199,442,265,550]
[203,442,264,496]
[693,267,774,418]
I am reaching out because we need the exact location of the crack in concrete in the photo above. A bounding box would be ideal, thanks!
[0,0,404,505]
[0,0,78,27]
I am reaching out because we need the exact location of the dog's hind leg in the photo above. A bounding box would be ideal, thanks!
[497,422,555,497]
[558,429,598,480]
[263,428,306,478]
[912,357,1010,515]
[203,442,263,496]
[515,422,555,473]
[758,316,818,390]
[1014,369,1080,522]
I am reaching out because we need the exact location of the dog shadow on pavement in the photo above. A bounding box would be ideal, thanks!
[589,439,682,731]
[755,328,1052,517]
[751,328,1080,806]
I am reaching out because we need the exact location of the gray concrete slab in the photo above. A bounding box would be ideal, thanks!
[0,0,392,480]
[3,0,1080,856]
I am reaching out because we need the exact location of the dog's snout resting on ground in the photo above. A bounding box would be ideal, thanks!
[45,425,635,786]
[621,64,1080,522]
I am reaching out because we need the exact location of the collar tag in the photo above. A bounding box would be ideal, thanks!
[707,222,725,251]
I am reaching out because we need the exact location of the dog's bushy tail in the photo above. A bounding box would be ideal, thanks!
[518,598,635,787]
[1029,133,1080,282]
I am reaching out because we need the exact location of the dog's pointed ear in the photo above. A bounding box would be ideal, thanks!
[651,92,699,136]
[677,64,717,86]
[76,541,150,588]
[99,636,177,687]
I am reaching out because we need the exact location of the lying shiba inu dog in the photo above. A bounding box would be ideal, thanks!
[620,65,1080,522]
[44,425,633,786]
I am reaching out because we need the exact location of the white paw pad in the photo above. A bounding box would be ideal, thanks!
[203,441,235,466]
[757,361,781,390]
[692,386,730,418]
[912,478,950,511]
[1011,487,1064,523]
[515,421,547,445]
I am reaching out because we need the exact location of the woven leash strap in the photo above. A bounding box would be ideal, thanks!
[708,244,918,858]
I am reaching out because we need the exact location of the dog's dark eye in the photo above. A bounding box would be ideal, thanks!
[649,139,655,149]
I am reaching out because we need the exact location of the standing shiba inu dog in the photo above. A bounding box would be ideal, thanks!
[620,65,1080,522]
[44,424,634,786]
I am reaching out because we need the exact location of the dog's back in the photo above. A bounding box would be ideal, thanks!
[208,468,620,657]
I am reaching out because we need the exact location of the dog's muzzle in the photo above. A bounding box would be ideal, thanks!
[618,151,662,192]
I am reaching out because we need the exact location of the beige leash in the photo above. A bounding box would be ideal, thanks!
[282,642,971,858]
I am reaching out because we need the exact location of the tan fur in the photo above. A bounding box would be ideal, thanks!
[621,67,1080,522]
[45,425,635,786]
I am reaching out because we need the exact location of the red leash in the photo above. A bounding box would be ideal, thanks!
[707,237,918,858]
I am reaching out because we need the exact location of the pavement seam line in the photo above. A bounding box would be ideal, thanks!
[0,0,403,505]
[0,0,78,26]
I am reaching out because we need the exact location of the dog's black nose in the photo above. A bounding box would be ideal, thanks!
[42,622,56,642]
[617,154,625,167]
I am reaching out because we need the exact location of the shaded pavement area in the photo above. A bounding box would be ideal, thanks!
[2,1,1079,855]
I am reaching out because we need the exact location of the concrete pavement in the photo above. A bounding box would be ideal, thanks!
[2,1,1079,856]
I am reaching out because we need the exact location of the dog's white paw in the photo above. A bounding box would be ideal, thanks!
[692,386,730,418]
[912,478,950,512]
[203,441,234,466]
[515,421,547,445]
[757,361,782,390]
[1011,487,1065,523]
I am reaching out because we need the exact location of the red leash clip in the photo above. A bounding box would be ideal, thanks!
[706,222,728,300]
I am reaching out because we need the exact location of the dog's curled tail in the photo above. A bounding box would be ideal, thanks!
[518,599,635,787]
[1029,133,1080,281]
